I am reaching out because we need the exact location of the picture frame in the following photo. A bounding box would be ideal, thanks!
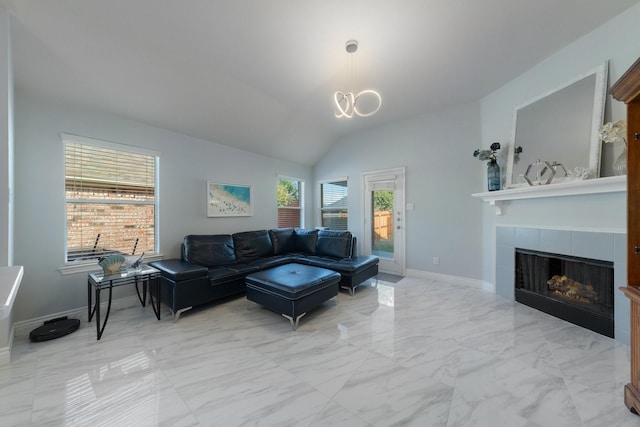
[207,182,253,217]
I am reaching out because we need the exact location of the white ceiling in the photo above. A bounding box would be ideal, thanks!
[2,0,638,165]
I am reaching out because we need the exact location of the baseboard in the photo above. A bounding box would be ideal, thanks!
[14,295,141,338]
[0,321,15,367]
[0,345,9,366]
[405,269,486,290]
[481,280,495,293]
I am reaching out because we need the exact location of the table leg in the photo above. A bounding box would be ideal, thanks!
[87,279,94,322]
[96,281,114,340]
[149,275,161,320]
[95,286,100,339]
[135,275,147,307]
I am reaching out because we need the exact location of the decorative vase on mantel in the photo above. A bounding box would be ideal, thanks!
[487,159,501,191]
[600,120,627,176]
[473,142,502,191]
[613,144,627,176]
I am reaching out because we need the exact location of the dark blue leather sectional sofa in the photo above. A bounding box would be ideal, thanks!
[150,228,379,320]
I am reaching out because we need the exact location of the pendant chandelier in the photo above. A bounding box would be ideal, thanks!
[334,40,382,118]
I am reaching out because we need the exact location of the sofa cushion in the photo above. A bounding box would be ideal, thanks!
[293,255,337,270]
[325,255,379,275]
[317,230,352,258]
[294,228,318,254]
[207,266,248,285]
[183,235,237,267]
[268,228,296,255]
[233,230,274,262]
[247,255,293,270]
[149,259,208,281]
[227,263,262,275]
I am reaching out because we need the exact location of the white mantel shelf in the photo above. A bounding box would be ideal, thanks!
[472,176,626,215]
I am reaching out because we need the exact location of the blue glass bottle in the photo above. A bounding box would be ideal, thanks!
[487,159,501,191]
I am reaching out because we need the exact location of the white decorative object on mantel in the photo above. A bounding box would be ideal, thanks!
[472,175,626,215]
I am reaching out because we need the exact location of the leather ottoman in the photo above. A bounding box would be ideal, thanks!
[245,263,340,330]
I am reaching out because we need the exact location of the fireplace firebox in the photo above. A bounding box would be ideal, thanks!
[515,248,614,338]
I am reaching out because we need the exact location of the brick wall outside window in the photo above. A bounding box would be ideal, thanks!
[64,135,158,261]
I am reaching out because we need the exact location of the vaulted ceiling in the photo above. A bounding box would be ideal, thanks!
[2,0,638,165]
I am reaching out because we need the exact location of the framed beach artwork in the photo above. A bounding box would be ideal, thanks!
[207,182,253,217]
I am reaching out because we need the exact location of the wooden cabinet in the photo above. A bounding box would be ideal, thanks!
[611,56,640,414]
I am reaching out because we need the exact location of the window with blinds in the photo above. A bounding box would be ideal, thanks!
[277,177,304,228]
[64,135,159,262]
[320,179,348,230]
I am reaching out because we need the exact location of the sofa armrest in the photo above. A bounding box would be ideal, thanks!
[149,259,208,282]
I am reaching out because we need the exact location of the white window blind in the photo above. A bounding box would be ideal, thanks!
[320,179,348,230]
[366,174,397,191]
[64,135,159,262]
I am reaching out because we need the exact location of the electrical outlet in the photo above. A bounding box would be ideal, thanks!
[433,257,439,265]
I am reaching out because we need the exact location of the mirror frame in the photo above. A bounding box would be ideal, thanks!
[505,62,608,189]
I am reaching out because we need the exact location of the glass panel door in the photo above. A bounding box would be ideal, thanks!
[371,189,394,259]
[363,168,405,276]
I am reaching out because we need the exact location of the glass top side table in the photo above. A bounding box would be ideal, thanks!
[88,264,161,340]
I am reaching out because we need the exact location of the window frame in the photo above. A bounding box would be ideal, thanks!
[319,177,348,230]
[277,175,304,228]
[61,133,160,272]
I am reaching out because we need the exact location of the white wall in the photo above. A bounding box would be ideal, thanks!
[478,4,640,287]
[314,101,484,280]
[0,10,16,362]
[12,88,313,323]
[314,4,640,287]
[0,9,12,267]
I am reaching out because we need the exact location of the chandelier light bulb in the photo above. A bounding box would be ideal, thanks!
[334,39,381,119]
[334,90,382,118]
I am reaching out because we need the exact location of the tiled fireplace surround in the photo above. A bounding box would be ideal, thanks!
[495,226,629,345]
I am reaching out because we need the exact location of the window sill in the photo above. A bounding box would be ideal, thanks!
[58,253,164,276]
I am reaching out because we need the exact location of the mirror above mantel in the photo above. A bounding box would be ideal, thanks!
[505,62,608,189]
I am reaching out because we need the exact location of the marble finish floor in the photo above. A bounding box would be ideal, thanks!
[0,276,637,426]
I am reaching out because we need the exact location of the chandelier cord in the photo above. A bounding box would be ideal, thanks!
[334,40,381,119]
[349,49,354,93]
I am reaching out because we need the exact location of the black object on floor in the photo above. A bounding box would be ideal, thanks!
[29,316,80,342]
